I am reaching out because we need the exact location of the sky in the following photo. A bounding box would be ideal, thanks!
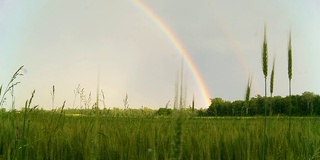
[1,0,320,110]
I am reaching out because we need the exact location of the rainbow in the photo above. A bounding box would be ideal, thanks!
[132,0,212,106]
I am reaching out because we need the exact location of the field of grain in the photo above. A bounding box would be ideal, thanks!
[1,110,320,160]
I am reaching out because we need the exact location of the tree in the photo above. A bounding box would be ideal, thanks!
[301,91,315,116]
[314,95,320,115]
[207,98,224,116]
[232,100,244,116]
[272,96,285,115]
[156,108,173,116]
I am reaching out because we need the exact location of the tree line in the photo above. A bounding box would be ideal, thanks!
[204,91,320,116]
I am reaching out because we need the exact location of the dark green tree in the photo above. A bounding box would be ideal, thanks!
[301,91,315,116]
[207,98,224,116]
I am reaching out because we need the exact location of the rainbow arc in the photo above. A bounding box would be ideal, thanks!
[132,0,212,106]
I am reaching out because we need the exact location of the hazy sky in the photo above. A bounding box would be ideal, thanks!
[1,0,319,110]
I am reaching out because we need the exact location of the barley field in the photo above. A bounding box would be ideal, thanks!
[1,109,320,160]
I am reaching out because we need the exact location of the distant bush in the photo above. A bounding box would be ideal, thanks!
[156,108,173,116]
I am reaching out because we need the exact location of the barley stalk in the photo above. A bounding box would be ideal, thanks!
[262,25,268,160]
[244,76,252,159]
[270,56,276,115]
[270,57,276,97]
[288,31,293,143]
[179,60,184,109]
[174,72,179,110]
[51,85,55,110]
[288,32,292,83]
[262,29,268,80]
[245,76,252,116]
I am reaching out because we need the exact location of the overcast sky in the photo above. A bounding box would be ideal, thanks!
[1,0,319,110]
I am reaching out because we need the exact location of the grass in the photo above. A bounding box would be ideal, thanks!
[1,112,320,159]
[0,66,24,108]
[270,56,276,116]
[262,25,268,160]
[288,31,293,144]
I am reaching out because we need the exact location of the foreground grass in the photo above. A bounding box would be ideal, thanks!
[1,111,320,159]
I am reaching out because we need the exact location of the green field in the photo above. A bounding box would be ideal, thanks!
[1,110,320,160]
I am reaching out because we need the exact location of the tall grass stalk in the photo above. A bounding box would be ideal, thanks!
[288,31,293,143]
[91,69,101,159]
[59,101,66,128]
[21,90,35,160]
[174,71,179,110]
[172,60,186,160]
[172,111,183,160]
[288,32,292,101]
[191,95,195,111]
[165,100,170,109]
[100,90,107,109]
[179,60,184,109]
[123,93,129,110]
[262,26,268,98]
[10,86,15,110]
[270,57,276,97]
[0,66,24,145]
[270,56,276,115]
[95,69,100,112]
[51,85,55,110]
[72,84,80,108]
[245,76,252,116]
[262,25,268,160]
[244,76,252,159]
[0,65,24,108]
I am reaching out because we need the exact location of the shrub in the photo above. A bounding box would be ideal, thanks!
[156,108,173,116]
